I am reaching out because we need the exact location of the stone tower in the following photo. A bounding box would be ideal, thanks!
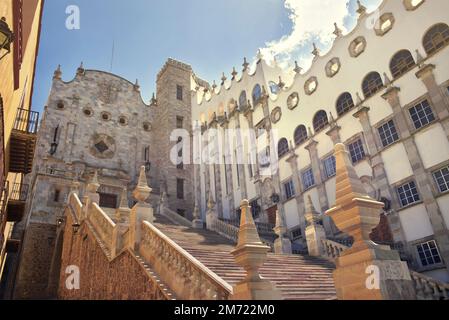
[153,59,194,218]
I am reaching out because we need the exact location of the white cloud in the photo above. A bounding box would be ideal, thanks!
[260,0,383,71]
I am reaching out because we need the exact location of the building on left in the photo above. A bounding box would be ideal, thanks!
[0,0,44,298]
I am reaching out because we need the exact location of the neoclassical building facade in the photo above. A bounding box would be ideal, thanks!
[191,0,449,282]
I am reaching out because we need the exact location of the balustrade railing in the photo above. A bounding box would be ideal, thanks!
[162,207,192,228]
[139,221,232,300]
[13,108,39,134]
[209,216,239,242]
[411,271,449,300]
[9,183,28,201]
[321,239,349,260]
[89,203,116,251]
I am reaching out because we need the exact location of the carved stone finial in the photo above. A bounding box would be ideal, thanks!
[53,64,62,80]
[192,197,203,229]
[333,22,343,37]
[293,61,302,74]
[76,62,85,76]
[305,195,321,226]
[221,72,227,85]
[312,43,320,57]
[242,57,249,72]
[356,92,363,105]
[134,79,140,91]
[207,192,216,211]
[150,93,157,106]
[256,49,263,61]
[87,170,100,193]
[133,166,152,202]
[415,49,425,68]
[230,200,282,299]
[231,67,238,80]
[119,187,129,209]
[356,0,367,16]
[383,73,392,87]
[212,80,217,90]
[278,76,285,89]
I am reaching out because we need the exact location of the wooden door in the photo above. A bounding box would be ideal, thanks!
[266,205,278,225]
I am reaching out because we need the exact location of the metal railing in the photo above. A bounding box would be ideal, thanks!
[9,183,29,202]
[13,108,39,134]
[0,180,9,224]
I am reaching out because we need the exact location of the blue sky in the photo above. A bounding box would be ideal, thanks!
[32,0,382,113]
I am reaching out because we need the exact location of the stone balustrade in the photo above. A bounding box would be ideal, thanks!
[209,215,239,242]
[139,220,233,300]
[321,239,349,261]
[89,203,117,252]
[68,192,83,220]
[411,271,449,300]
[162,207,192,228]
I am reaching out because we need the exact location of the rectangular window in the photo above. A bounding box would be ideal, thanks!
[176,85,183,101]
[378,120,399,148]
[348,139,366,164]
[409,100,435,130]
[54,189,60,202]
[302,168,315,190]
[323,155,336,178]
[177,178,184,199]
[433,166,449,193]
[176,116,184,129]
[291,228,302,240]
[416,240,442,267]
[283,180,295,200]
[397,181,420,207]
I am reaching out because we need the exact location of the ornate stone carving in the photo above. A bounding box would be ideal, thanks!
[98,80,121,104]
[89,133,116,159]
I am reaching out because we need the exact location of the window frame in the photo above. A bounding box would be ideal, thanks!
[415,240,443,269]
[176,85,183,101]
[347,139,366,164]
[362,72,384,99]
[323,155,337,179]
[283,179,296,201]
[301,167,315,191]
[407,99,436,130]
[336,92,355,117]
[312,110,329,133]
[377,119,400,148]
[423,23,449,56]
[396,180,421,208]
[390,50,416,79]
[432,165,449,194]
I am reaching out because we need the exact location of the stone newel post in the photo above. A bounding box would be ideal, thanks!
[84,170,100,218]
[231,200,282,300]
[129,166,153,250]
[304,195,326,257]
[273,210,292,254]
[192,197,203,229]
[326,144,415,300]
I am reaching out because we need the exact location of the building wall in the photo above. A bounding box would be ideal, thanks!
[0,0,43,292]
[192,0,449,280]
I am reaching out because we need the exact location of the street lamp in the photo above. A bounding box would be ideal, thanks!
[0,17,14,61]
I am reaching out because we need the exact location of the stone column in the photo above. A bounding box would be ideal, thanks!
[326,144,416,300]
[210,121,223,218]
[235,115,248,200]
[222,117,235,219]
[325,115,342,144]
[129,166,153,251]
[353,106,404,243]
[274,209,292,254]
[286,149,306,238]
[205,192,216,230]
[304,195,326,257]
[192,197,203,229]
[231,200,282,300]
[382,85,449,271]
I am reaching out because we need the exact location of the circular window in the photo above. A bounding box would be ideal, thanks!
[83,108,93,117]
[143,122,152,132]
[118,116,128,126]
[271,107,282,123]
[287,92,299,110]
[325,58,341,77]
[56,101,65,110]
[101,112,111,121]
[304,77,318,95]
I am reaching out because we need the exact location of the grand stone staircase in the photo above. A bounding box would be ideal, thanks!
[153,214,337,300]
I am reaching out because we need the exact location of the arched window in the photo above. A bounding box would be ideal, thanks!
[390,50,415,78]
[277,138,289,158]
[252,84,262,105]
[239,91,247,109]
[313,110,329,133]
[423,23,449,55]
[362,72,383,99]
[294,125,308,146]
[336,92,355,116]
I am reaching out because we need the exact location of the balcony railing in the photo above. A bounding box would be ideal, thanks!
[13,108,39,134]
[0,180,9,227]
[9,183,28,202]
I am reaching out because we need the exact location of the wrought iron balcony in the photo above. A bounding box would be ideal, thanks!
[6,183,29,222]
[9,108,39,174]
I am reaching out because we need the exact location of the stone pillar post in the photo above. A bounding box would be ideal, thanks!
[116,187,131,225]
[286,145,306,238]
[222,116,235,219]
[353,106,404,242]
[192,197,203,229]
[129,166,153,251]
[231,200,282,300]
[304,195,326,257]
[326,144,416,300]
[235,114,248,200]
[205,192,216,230]
[274,209,292,254]
[84,170,100,219]
[382,85,449,271]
